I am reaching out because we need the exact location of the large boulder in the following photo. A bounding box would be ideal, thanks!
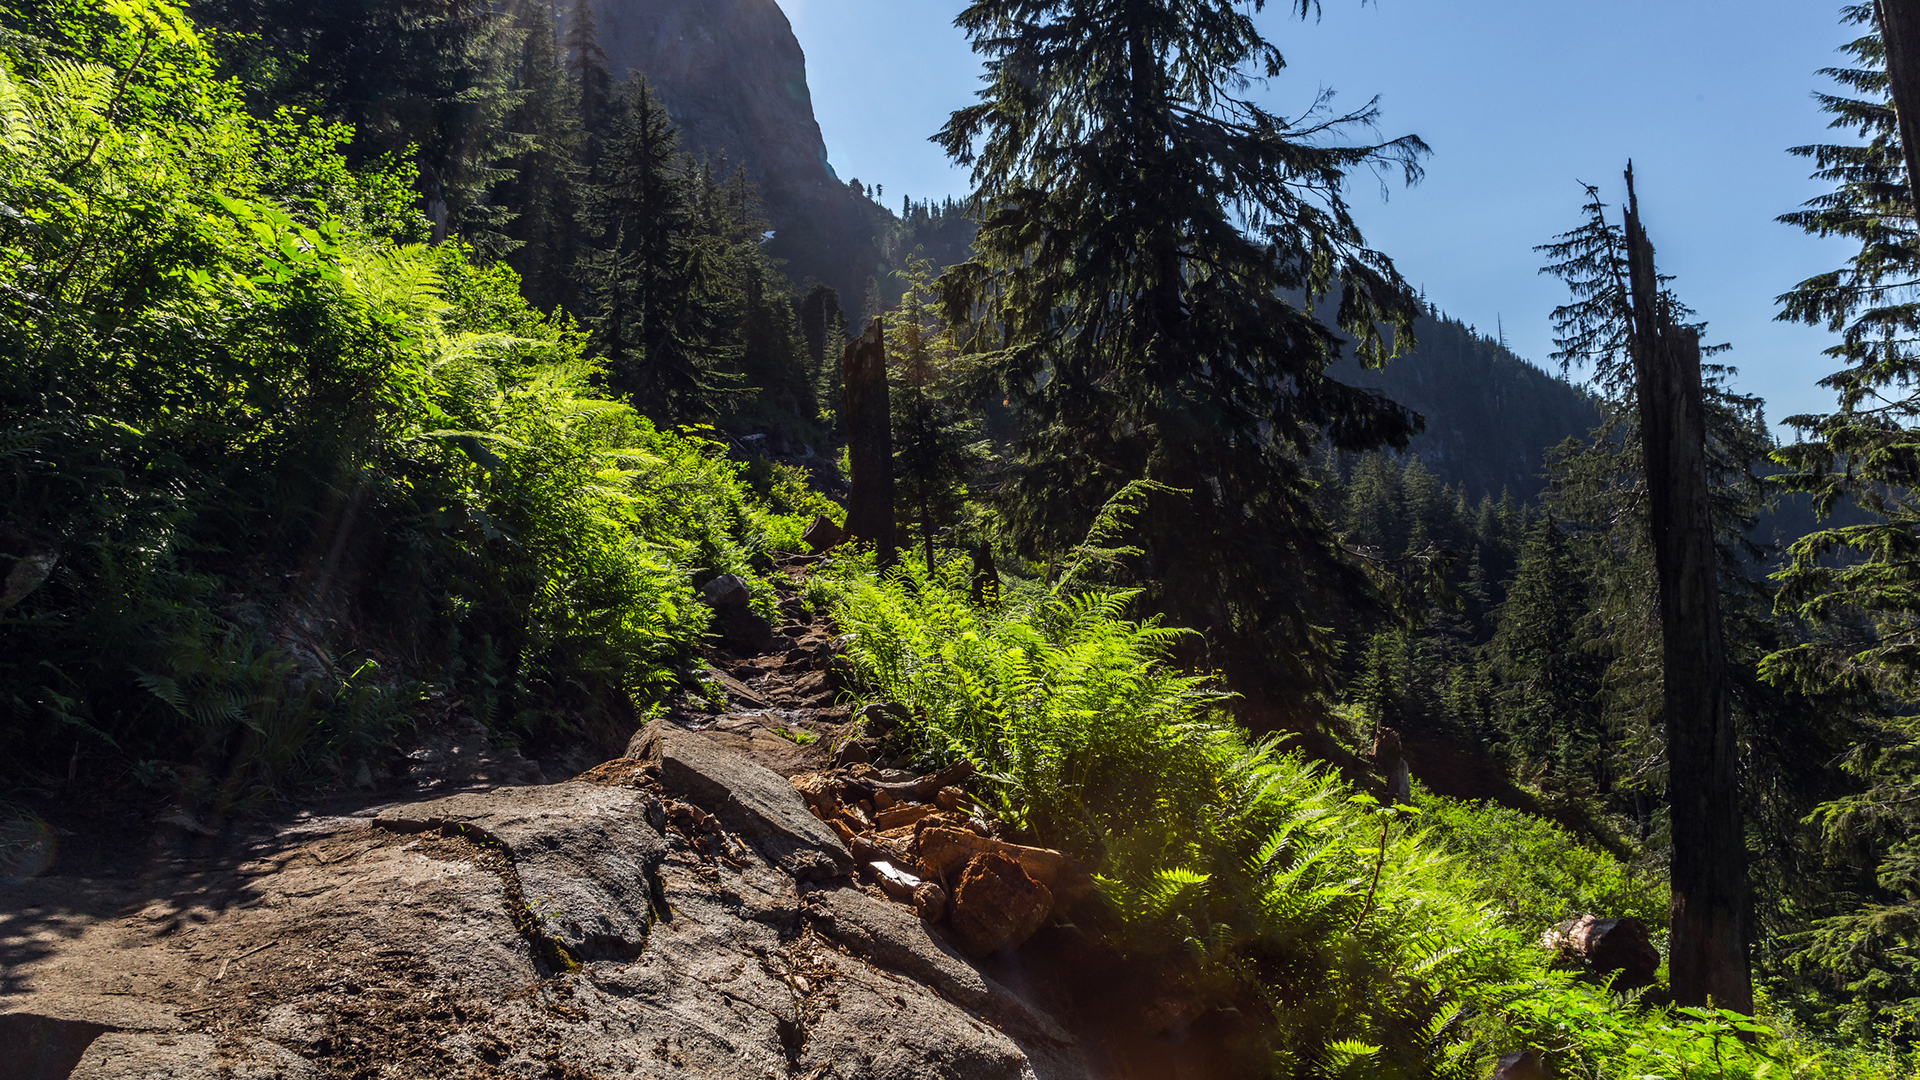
[373,782,665,963]
[802,515,845,553]
[1543,914,1661,991]
[628,720,852,881]
[699,574,751,609]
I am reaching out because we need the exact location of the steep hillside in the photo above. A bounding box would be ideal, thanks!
[583,0,892,304]
[1333,311,1601,502]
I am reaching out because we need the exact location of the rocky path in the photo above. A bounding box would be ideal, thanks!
[0,567,1125,1080]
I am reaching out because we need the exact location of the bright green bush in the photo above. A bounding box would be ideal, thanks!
[823,548,1526,1075]
[0,0,793,801]
[1416,793,1667,934]
[821,529,1915,1077]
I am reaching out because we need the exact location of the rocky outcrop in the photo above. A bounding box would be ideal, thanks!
[0,745,1090,1079]
[583,0,893,303]
[0,565,1255,1080]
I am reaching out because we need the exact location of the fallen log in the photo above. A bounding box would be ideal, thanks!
[872,804,936,831]
[868,759,975,802]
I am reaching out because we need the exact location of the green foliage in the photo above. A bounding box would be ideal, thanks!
[936,0,1432,703]
[823,525,1912,1076]
[886,253,992,571]
[1417,794,1665,932]
[1490,516,1606,781]
[195,0,519,248]
[822,539,1530,1075]
[0,0,791,802]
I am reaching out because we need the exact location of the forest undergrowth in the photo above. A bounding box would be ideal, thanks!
[0,0,819,809]
[820,529,1915,1078]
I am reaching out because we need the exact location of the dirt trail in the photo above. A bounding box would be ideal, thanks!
[0,565,1247,1080]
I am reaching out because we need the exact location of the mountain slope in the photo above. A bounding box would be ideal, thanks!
[1334,311,1601,501]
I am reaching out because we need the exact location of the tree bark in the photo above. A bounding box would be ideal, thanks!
[1622,166,1752,1013]
[1877,0,1920,218]
[842,317,895,565]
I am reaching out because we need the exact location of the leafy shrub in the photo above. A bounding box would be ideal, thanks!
[821,520,1912,1077]
[0,0,791,802]
[823,548,1531,1075]
[1416,793,1668,934]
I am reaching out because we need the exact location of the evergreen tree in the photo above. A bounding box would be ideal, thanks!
[1490,516,1602,782]
[579,80,741,423]
[710,162,819,435]
[198,0,519,246]
[937,0,1432,703]
[496,1,585,312]
[565,0,612,153]
[1766,4,1920,1027]
[798,283,847,429]
[886,255,990,571]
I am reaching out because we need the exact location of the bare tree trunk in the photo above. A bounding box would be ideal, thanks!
[1878,0,1920,217]
[923,499,935,573]
[842,318,895,565]
[1622,166,1752,1013]
[971,540,998,605]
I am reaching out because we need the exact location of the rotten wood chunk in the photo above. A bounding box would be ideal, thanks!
[915,827,1094,912]
[1542,914,1660,991]
[869,859,921,898]
[872,804,935,831]
[868,759,975,802]
[868,860,948,922]
[950,851,1051,957]
[849,833,919,873]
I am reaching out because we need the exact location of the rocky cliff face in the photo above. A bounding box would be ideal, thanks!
[587,0,891,305]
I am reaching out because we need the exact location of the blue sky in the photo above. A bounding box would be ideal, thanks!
[783,0,1861,433]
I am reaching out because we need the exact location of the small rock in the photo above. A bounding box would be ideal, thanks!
[802,516,846,553]
[912,882,947,922]
[858,701,910,731]
[834,740,872,767]
[934,786,966,811]
[950,851,1053,957]
[628,721,852,881]
[1494,1049,1547,1080]
[700,574,752,609]
[718,607,776,654]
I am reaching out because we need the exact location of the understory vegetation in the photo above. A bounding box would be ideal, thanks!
[823,542,1912,1077]
[0,0,810,804]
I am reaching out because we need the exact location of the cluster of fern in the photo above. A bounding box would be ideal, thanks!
[0,0,804,804]
[822,539,1913,1077]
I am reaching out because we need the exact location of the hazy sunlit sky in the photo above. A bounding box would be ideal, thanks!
[783,0,1862,432]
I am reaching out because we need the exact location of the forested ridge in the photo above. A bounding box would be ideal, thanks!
[2,0,1918,1077]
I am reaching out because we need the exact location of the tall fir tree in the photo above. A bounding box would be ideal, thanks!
[565,0,612,154]
[496,1,585,313]
[579,80,741,423]
[798,283,846,430]
[1766,4,1920,1028]
[1490,515,1603,784]
[937,0,1431,708]
[886,255,990,571]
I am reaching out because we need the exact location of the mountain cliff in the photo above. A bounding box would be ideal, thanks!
[584,0,892,304]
